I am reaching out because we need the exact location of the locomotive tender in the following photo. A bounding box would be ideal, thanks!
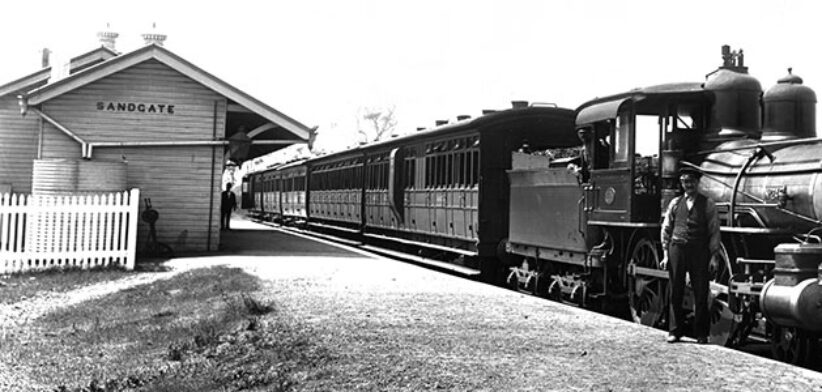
[244,46,821,366]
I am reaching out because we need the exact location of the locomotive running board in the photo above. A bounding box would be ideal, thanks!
[359,244,482,277]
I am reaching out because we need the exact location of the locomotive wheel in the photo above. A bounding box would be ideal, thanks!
[771,325,816,366]
[505,269,519,291]
[707,243,738,347]
[627,238,666,328]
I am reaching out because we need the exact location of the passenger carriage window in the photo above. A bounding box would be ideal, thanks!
[446,153,454,188]
[376,158,383,190]
[428,155,434,188]
[382,162,389,190]
[375,163,381,190]
[411,157,417,189]
[474,150,478,186]
[458,152,466,187]
[435,154,443,188]
[367,162,372,190]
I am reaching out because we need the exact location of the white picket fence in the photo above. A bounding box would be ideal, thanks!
[0,189,139,274]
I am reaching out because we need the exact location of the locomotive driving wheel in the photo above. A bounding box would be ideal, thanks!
[707,243,740,347]
[627,237,667,328]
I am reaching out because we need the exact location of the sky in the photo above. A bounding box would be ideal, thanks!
[1,0,820,161]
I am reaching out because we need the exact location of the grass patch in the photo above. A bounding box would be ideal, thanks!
[1,266,330,391]
[0,266,132,305]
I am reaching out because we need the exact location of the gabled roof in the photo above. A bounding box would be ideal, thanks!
[0,46,118,98]
[22,44,310,140]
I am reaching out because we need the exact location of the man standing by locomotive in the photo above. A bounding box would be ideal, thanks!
[660,166,721,344]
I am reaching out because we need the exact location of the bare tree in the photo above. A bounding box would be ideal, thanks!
[357,105,398,144]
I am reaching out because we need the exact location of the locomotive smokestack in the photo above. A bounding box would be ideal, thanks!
[716,45,748,74]
[511,100,529,109]
[457,115,471,121]
[435,120,449,126]
[721,45,732,67]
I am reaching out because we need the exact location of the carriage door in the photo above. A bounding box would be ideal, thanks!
[589,105,634,223]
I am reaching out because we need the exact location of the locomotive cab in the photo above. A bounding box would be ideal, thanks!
[577,84,710,225]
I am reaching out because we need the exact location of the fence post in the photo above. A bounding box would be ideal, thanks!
[125,188,140,270]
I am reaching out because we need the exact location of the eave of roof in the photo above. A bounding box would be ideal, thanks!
[22,44,310,140]
[0,46,118,98]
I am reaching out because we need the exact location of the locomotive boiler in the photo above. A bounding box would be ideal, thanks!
[505,45,821,366]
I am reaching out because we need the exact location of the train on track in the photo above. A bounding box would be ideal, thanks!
[242,46,821,367]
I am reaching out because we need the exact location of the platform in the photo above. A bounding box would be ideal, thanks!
[214,215,822,391]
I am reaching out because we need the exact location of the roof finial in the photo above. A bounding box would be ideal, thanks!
[142,22,167,46]
[97,22,119,51]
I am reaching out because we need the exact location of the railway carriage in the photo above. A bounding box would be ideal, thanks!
[307,103,576,276]
[307,152,364,229]
[245,103,576,276]
[244,159,307,222]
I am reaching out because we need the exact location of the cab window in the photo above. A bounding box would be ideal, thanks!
[613,110,632,164]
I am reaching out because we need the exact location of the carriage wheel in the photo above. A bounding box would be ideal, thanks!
[627,238,667,328]
[771,325,816,366]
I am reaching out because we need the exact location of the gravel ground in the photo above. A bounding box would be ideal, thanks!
[230,232,822,392]
[3,221,822,391]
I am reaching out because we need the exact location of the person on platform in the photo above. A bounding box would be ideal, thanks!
[659,166,721,344]
[221,182,237,230]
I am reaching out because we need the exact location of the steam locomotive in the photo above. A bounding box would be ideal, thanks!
[243,46,821,367]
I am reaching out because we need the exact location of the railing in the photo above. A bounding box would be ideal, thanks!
[0,189,139,273]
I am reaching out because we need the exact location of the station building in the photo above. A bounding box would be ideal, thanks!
[0,30,311,253]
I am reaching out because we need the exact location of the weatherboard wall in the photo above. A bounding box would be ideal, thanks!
[36,59,227,252]
[0,95,41,194]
